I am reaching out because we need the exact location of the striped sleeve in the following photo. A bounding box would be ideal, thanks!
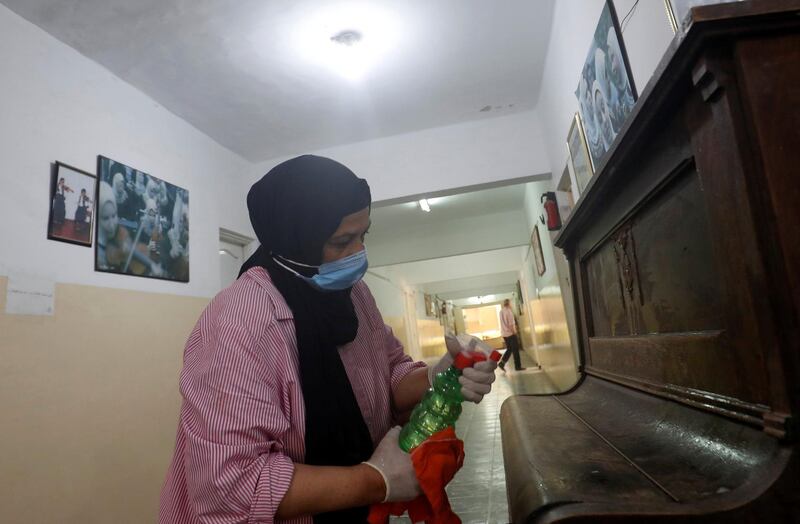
[179,285,295,524]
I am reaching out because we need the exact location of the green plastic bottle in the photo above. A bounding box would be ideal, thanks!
[398,351,475,452]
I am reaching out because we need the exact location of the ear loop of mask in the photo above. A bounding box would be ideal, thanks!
[272,254,318,277]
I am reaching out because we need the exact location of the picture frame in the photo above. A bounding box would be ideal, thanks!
[566,112,595,195]
[663,0,742,34]
[531,225,546,277]
[48,161,97,247]
[424,293,436,317]
[95,155,190,282]
[574,0,638,171]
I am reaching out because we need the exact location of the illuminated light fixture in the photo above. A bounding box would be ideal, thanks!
[418,199,431,212]
[292,4,400,81]
[331,29,362,46]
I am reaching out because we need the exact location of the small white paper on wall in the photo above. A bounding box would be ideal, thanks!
[5,272,55,316]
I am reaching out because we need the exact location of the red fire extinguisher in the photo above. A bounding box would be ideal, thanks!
[540,192,562,231]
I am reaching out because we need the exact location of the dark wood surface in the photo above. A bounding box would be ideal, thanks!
[503,1,800,521]
[501,377,789,523]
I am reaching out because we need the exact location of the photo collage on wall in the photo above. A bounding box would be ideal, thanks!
[95,156,190,282]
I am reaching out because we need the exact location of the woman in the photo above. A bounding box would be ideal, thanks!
[97,182,160,276]
[74,188,92,233]
[159,155,497,523]
[52,177,73,225]
[96,181,129,270]
[605,27,635,132]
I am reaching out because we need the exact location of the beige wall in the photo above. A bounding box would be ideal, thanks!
[529,291,579,389]
[462,304,502,340]
[417,319,446,360]
[0,277,207,524]
[517,301,536,352]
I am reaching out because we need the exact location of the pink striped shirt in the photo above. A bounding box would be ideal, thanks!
[159,267,424,524]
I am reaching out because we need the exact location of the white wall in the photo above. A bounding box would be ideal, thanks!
[363,272,406,319]
[423,272,518,299]
[363,271,426,360]
[0,5,249,298]
[536,0,674,181]
[237,109,552,239]
[529,0,674,368]
[368,208,529,266]
[374,246,528,287]
[522,180,560,289]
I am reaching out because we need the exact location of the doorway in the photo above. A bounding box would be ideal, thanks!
[219,228,253,291]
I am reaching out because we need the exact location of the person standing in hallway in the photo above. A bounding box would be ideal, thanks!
[159,155,498,524]
[499,298,525,372]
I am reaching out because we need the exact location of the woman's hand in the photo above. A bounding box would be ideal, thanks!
[363,427,421,502]
[459,359,497,403]
[428,334,498,404]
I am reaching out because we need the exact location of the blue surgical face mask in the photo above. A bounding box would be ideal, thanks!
[274,248,368,292]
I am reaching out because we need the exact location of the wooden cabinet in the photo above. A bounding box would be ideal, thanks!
[501,1,800,521]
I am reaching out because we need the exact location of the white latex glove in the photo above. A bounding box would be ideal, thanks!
[427,334,498,404]
[362,426,421,502]
[460,359,498,403]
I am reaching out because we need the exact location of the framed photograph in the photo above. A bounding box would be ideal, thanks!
[95,155,190,282]
[574,0,637,170]
[424,293,435,317]
[48,162,97,247]
[531,225,546,277]
[556,163,576,223]
[567,112,595,194]
[664,0,742,33]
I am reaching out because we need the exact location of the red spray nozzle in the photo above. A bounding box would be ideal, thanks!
[472,352,488,363]
[453,351,474,370]
[489,350,502,362]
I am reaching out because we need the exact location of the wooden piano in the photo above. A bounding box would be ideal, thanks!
[500,1,800,522]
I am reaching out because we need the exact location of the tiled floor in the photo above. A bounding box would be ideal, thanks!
[391,351,576,523]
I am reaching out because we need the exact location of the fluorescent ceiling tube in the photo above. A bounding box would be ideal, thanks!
[418,199,431,212]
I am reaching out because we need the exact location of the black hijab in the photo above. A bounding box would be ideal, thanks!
[239,155,373,523]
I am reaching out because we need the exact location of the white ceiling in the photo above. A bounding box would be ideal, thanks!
[371,246,525,287]
[2,0,555,162]
[423,271,520,300]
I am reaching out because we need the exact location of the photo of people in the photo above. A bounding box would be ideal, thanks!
[574,1,637,170]
[665,0,734,33]
[48,162,97,246]
[95,155,189,282]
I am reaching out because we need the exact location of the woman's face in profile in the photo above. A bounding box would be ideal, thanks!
[321,207,370,264]
[100,201,118,237]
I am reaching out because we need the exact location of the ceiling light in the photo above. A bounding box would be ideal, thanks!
[292,4,400,81]
[418,199,431,212]
[331,30,362,46]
